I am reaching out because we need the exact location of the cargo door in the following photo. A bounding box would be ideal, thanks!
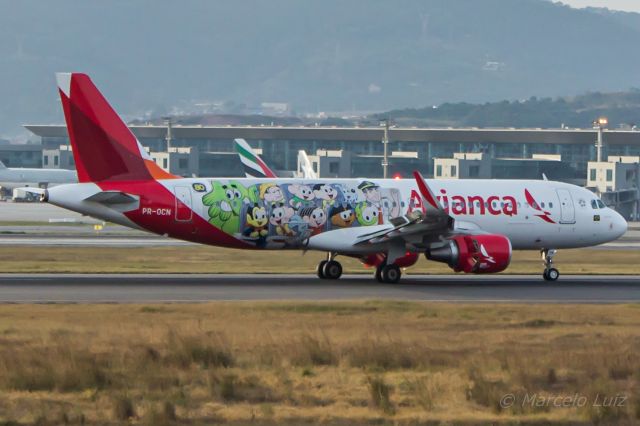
[174,186,193,222]
[556,189,575,224]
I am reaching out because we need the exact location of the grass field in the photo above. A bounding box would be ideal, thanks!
[0,245,638,274]
[0,302,639,425]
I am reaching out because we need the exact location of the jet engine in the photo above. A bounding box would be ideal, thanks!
[426,235,511,274]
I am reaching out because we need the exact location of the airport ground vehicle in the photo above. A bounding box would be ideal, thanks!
[34,73,627,283]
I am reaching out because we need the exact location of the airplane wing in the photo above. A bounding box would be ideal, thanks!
[353,171,458,246]
[234,138,277,178]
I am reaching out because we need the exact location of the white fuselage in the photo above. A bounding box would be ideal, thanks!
[45,177,627,252]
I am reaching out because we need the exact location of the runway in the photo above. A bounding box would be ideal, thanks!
[0,274,639,303]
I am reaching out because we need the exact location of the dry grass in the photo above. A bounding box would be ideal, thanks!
[0,245,638,274]
[0,302,639,424]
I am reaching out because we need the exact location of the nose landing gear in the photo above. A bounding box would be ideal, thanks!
[541,248,559,281]
[317,253,342,280]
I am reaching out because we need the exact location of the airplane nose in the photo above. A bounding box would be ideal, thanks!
[610,210,628,240]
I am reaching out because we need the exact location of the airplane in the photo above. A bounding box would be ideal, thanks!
[235,138,318,179]
[0,160,77,195]
[234,138,277,178]
[35,73,628,283]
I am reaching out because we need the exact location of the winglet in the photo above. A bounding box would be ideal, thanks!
[413,171,442,210]
[234,138,277,178]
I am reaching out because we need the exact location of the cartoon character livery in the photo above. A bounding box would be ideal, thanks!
[37,73,627,285]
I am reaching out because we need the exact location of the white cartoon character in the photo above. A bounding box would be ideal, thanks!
[269,202,295,236]
[313,184,338,209]
[339,185,360,206]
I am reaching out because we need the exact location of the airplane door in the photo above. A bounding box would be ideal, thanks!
[556,189,575,224]
[174,186,193,222]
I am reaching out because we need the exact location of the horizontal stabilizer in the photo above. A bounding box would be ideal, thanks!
[15,187,45,195]
[84,191,139,205]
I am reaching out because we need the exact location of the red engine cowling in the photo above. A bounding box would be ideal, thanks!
[362,252,420,268]
[426,234,512,274]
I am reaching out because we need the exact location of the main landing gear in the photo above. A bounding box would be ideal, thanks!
[375,262,401,284]
[541,248,560,282]
[317,253,342,280]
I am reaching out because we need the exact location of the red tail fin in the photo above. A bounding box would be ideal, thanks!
[57,72,176,183]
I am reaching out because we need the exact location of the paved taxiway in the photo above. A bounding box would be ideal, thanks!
[0,274,638,303]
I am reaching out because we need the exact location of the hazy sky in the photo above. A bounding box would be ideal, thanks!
[557,0,640,12]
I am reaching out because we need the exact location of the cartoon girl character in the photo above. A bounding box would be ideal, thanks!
[299,206,326,236]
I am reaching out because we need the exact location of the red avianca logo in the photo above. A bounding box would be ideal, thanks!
[409,188,556,224]
[524,189,556,223]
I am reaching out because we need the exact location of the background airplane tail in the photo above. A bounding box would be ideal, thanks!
[234,138,277,178]
[56,73,176,183]
[0,160,5,169]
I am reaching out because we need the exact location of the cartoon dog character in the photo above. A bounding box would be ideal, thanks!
[338,185,360,206]
[269,202,295,236]
[330,204,356,228]
[260,183,285,204]
[313,184,338,209]
[355,202,380,226]
[299,206,326,236]
[202,181,254,234]
[288,184,315,209]
[243,203,269,247]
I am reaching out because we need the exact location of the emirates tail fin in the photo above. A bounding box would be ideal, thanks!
[234,138,277,178]
[56,73,176,183]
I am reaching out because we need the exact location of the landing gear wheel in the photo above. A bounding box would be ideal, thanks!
[541,248,559,282]
[381,264,401,284]
[544,268,559,282]
[316,260,328,279]
[375,264,385,283]
[322,260,343,280]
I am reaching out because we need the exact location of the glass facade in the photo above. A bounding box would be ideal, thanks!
[35,132,639,179]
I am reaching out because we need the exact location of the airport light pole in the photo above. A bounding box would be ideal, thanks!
[163,116,173,152]
[380,119,390,179]
[594,117,608,163]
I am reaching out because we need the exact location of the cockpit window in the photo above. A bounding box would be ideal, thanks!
[591,199,606,209]
[597,200,606,209]
[591,200,598,209]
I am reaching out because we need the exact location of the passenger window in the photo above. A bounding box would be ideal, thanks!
[549,202,553,208]
[541,202,545,208]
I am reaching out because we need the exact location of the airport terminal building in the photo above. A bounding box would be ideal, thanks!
[15,124,640,218]
[22,124,640,176]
